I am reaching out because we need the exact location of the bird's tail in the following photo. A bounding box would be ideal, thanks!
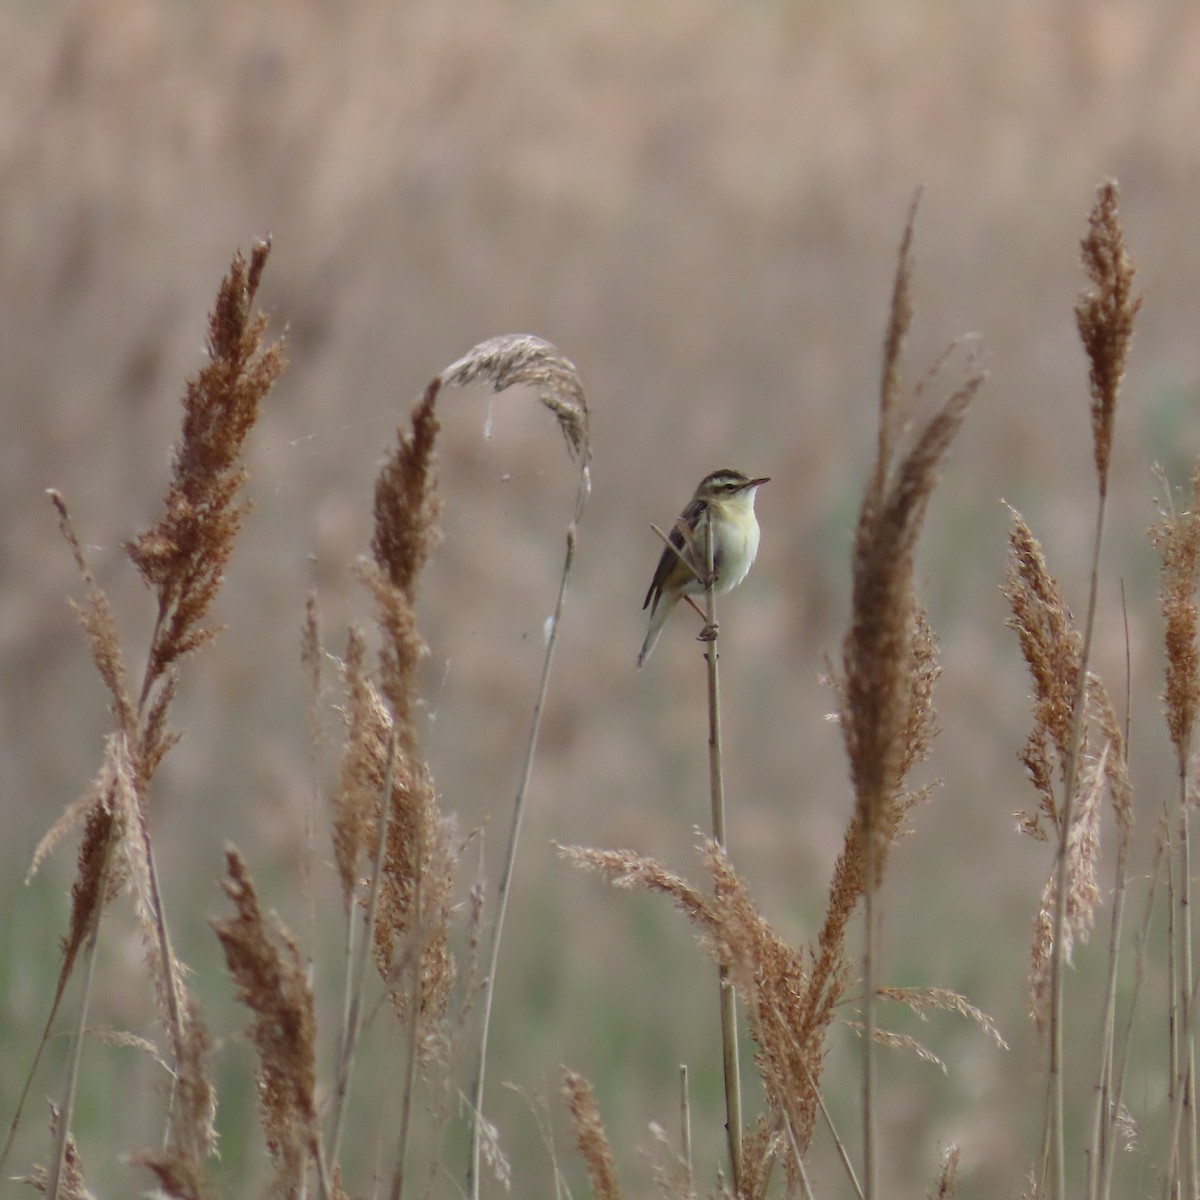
[636,598,675,668]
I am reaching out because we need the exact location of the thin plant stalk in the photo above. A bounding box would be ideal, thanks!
[701,510,743,1195]
[862,840,877,1200]
[679,1065,693,1197]
[468,528,576,1200]
[780,1107,817,1200]
[1179,785,1198,1199]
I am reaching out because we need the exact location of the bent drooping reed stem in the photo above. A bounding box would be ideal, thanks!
[429,335,592,1200]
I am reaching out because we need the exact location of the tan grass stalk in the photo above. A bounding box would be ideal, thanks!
[839,192,983,1198]
[562,1071,620,1200]
[679,1064,694,1197]
[437,335,592,1200]
[213,848,324,1199]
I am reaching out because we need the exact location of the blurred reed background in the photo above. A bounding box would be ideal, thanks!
[3,0,1200,1193]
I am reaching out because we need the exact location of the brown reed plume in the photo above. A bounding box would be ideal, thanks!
[357,379,455,1034]
[837,192,984,1198]
[1003,514,1131,1022]
[213,848,323,1199]
[1076,182,1141,503]
[5,243,282,1200]
[563,1071,621,1200]
[325,378,459,1193]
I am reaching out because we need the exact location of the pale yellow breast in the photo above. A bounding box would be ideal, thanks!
[714,505,761,593]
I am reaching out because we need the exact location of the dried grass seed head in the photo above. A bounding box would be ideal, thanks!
[213,849,317,1188]
[1004,507,1084,833]
[441,333,592,467]
[1151,463,1200,761]
[1075,180,1142,492]
[562,1071,620,1200]
[372,379,442,602]
[125,242,284,676]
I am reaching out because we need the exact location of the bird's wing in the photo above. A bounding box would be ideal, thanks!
[643,495,707,612]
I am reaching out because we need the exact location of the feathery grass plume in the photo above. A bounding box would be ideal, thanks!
[440,333,591,470]
[1087,675,1135,1193]
[1003,509,1084,841]
[1003,508,1130,1027]
[562,1071,620,1200]
[19,1106,92,1200]
[1027,739,1106,1025]
[330,626,381,909]
[213,848,318,1196]
[877,987,1008,1050]
[1150,461,1200,763]
[126,240,285,691]
[737,1119,784,1200]
[837,194,983,1199]
[1075,181,1142,498]
[928,1144,960,1199]
[354,379,456,1039]
[841,362,981,882]
[28,499,140,978]
[564,840,843,1172]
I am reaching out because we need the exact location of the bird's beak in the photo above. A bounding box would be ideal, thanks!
[739,476,770,491]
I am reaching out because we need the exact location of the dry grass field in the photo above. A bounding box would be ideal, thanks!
[4,0,1200,1196]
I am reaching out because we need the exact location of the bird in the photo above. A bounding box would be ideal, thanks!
[637,468,769,668]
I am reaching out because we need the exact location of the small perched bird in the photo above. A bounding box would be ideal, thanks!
[637,468,769,668]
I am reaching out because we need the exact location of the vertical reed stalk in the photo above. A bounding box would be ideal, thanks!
[702,511,743,1195]
[862,841,877,1200]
